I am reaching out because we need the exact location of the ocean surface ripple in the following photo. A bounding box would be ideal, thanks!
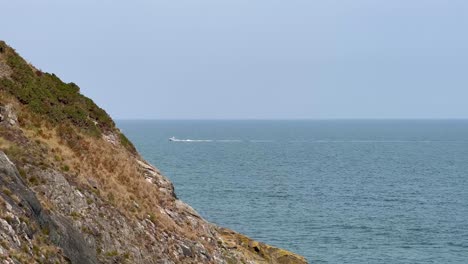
[119,120,468,263]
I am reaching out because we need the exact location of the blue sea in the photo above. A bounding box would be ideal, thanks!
[118,120,468,263]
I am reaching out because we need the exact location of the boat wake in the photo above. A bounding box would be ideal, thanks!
[169,137,243,142]
[169,137,212,142]
[168,137,463,144]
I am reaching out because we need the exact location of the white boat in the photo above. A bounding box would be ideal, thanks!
[169,136,177,141]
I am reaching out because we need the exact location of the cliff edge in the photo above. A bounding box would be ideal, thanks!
[0,41,307,264]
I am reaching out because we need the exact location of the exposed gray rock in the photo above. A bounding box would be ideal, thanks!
[0,104,18,127]
[0,58,12,79]
[0,152,98,264]
[137,159,176,198]
[102,133,118,146]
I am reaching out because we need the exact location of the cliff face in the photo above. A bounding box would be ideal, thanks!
[0,41,307,264]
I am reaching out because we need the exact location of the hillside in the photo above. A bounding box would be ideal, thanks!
[0,41,307,264]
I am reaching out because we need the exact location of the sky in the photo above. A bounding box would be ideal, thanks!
[2,0,468,119]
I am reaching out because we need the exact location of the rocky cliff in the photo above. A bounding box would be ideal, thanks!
[0,41,307,264]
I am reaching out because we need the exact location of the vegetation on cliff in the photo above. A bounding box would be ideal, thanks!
[0,41,307,264]
[0,41,135,153]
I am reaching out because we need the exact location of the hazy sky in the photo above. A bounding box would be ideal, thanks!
[2,0,468,119]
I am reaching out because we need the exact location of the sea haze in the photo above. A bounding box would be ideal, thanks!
[117,120,468,263]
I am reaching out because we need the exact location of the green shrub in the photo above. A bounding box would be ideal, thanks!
[105,250,119,257]
[28,175,39,185]
[70,211,81,220]
[5,145,23,161]
[0,43,142,157]
[119,133,136,154]
[0,43,115,136]
[2,187,12,196]
[18,168,27,178]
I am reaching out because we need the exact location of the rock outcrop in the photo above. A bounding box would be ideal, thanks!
[0,41,308,263]
[0,152,94,263]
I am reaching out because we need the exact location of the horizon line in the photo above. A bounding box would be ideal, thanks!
[114,117,468,121]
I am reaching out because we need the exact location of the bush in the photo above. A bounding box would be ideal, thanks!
[2,187,12,196]
[119,133,136,154]
[28,175,40,185]
[0,44,115,136]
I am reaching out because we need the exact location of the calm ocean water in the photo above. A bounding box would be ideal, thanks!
[117,120,468,263]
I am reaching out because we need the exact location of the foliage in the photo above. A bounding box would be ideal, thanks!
[119,133,137,154]
[0,41,115,135]
[0,41,139,154]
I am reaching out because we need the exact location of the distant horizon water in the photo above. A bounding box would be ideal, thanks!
[116,118,468,122]
[119,120,468,263]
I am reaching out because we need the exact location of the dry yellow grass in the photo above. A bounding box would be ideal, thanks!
[18,114,196,236]
[0,90,208,242]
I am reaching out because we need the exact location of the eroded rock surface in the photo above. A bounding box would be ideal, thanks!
[0,152,96,264]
